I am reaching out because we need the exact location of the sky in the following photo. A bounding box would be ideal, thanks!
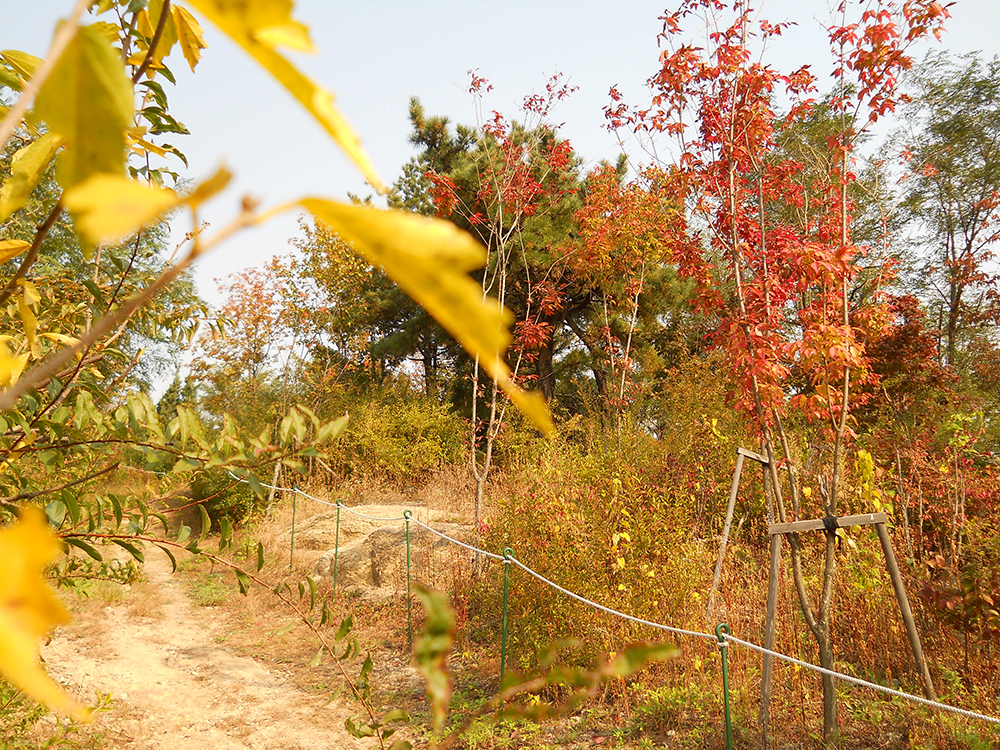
[5,0,1000,308]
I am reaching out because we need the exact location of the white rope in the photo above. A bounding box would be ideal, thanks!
[222,472,1000,724]
[407,516,505,561]
[295,488,407,522]
[226,470,286,492]
[723,633,1000,725]
[508,557,716,642]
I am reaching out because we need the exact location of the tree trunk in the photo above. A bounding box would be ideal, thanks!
[818,628,838,746]
[536,334,556,402]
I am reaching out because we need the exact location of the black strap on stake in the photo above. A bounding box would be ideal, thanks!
[822,515,841,547]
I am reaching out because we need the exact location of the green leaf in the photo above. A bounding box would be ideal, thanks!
[388,741,413,750]
[151,512,170,535]
[308,648,323,668]
[175,524,191,545]
[345,716,376,738]
[334,615,353,642]
[33,25,133,193]
[108,493,123,530]
[155,544,178,573]
[273,620,296,637]
[60,489,80,526]
[44,501,66,528]
[255,541,264,572]
[234,568,250,596]
[359,654,373,681]
[382,708,409,723]
[110,538,145,563]
[218,517,233,551]
[198,504,211,541]
[0,133,62,223]
[63,537,102,561]
[307,576,317,610]
[317,414,349,443]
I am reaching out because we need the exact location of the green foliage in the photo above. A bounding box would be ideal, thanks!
[189,468,258,526]
[0,680,112,750]
[329,392,466,482]
[630,682,715,735]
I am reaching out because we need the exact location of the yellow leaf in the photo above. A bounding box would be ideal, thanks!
[172,5,207,72]
[0,507,91,721]
[33,25,133,190]
[87,21,121,45]
[17,289,39,360]
[126,133,171,159]
[64,168,232,247]
[136,8,155,39]
[147,0,180,63]
[0,132,62,223]
[300,199,552,433]
[40,332,81,352]
[186,0,384,192]
[17,279,40,307]
[178,165,232,209]
[0,240,30,264]
[64,174,180,246]
[0,344,29,388]
[0,50,41,83]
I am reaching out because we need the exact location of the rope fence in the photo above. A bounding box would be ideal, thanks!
[224,474,1000,743]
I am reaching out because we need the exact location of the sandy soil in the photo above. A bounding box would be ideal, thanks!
[40,551,376,750]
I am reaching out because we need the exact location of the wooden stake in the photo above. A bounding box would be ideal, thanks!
[875,522,936,700]
[707,450,745,622]
[759,532,782,749]
[708,448,770,622]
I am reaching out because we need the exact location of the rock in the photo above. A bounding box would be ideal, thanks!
[289,504,453,550]
[313,516,475,597]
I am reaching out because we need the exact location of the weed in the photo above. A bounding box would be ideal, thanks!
[188,573,230,607]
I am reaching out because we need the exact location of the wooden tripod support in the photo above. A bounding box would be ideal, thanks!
[706,447,770,622]
[759,512,936,747]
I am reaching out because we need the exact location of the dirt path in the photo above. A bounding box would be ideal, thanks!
[41,552,369,750]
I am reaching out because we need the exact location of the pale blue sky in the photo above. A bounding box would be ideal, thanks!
[5,1,1000,305]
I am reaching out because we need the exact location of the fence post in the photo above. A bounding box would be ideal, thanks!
[716,623,733,750]
[404,510,413,649]
[501,547,513,688]
[289,487,297,574]
[333,500,341,594]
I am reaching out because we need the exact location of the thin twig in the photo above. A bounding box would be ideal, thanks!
[0,207,258,410]
[0,198,64,309]
[131,0,171,84]
[0,462,119,505]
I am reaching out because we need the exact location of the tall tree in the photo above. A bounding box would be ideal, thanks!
[608,0,948,742]
[900,52,1000,367]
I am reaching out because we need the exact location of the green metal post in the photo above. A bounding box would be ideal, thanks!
[501,547,513,688]
[404,510,413,649]
[716,623,733,750]
[289,487,297,574]
[333,501,341,593]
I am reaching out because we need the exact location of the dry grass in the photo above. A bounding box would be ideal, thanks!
[68,467,999,749]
